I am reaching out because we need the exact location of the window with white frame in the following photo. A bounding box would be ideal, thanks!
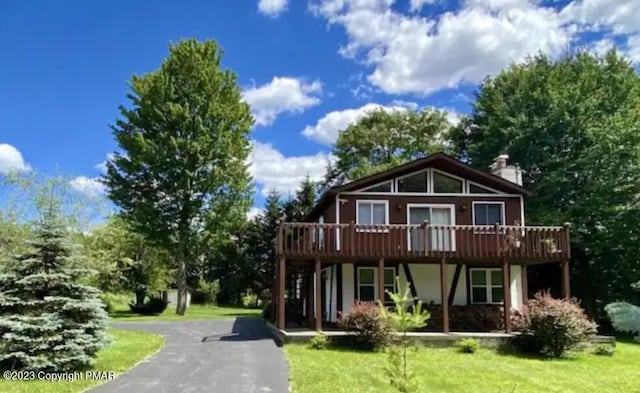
[357,267,396,303]
[433,171,463,193]
[470,268,504,304]
[473,202,504,226]
[362,181,392,192]
[356,201,388,225]
[468,182,498,194]
[397,171,428,192]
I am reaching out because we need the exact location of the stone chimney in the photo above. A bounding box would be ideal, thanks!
[491,154,522,185]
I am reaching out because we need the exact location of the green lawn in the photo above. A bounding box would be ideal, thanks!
[0,329,164,393]
[285,341,640,393]
[109,303,261,322]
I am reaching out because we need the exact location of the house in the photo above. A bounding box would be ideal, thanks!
[273,153,570,333]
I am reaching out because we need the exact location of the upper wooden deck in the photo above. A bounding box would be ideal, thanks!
[277,222,570,264]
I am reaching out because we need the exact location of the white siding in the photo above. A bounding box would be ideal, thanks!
[323,266,339,322]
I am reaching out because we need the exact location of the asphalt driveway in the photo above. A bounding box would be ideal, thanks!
[92,317,289,393]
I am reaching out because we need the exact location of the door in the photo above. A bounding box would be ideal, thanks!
[408,205,455,251]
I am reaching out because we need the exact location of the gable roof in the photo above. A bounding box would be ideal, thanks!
[310,152,530,218]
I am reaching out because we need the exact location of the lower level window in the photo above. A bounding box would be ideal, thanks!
[470,268,504,304]
[357,267,395,303]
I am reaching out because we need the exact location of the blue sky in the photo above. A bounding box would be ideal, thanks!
[1,0,639,218]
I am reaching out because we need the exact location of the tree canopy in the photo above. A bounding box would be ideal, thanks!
[450,50,640,312]
[104,39,253,314]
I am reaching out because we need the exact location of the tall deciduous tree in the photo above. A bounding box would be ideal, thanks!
[450,51,640,313]
[321,108,451,191]
[104,39,253,315]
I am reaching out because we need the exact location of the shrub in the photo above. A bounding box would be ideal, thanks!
[515,291,597,357]
[604,302,640,342]
[99,292,130,313]
[309,334,328,350]
[194,279,220,305]
[458,338,480,354]
[338,301,391,350]
[425,303,503,331]
[592,344,615,356]
[242,292,260,308]
[129,296,169,315]
[262,301,273,320]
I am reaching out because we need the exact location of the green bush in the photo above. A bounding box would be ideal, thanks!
[194,279,220,305]
[338,301,391,350]
[592,344,615,356]
[242,292,260,308]
[458,338,480,354]
[261,301,272,320]
[99,292,130,313]
[309,334,328,350]
[514,291,597,357]
[129,297,168,315]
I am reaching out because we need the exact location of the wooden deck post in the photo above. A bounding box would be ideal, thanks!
[561,222,571,299]
[277,256,286,330]
[502,258,511,333]
[315,257,322,331]
[378,257,385,304]
[440,257,449,333]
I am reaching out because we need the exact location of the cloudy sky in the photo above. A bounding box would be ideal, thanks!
[1,0,639,214]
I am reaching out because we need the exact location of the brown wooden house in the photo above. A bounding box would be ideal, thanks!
[274,153,570,333]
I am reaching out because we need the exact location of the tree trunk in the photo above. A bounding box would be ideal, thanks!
[176,258,188,315]
[135,289,146,306]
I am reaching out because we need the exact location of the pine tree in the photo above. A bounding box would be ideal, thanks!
[0,211,109,372]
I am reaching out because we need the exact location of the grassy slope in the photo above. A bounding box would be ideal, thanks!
[109,303,261,322]
[0,329,164,393]
[285,342,640,393]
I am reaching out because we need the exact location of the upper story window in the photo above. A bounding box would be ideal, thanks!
[468,183,498,194]
[362,181,392,192]
[433,171,463,193]
[473,202,504,225]
[397,171,428,192]
[356,200,388,225]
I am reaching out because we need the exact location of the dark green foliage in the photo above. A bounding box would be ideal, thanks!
[261,301,272,320]
[425,304,504,331]
[0,213,110,371]
[458,338,480,354]
[104,39,252,315]
[338,301,391,350]
[514,292,597,357]
[194,279,220,305]
[309,334,328,350]
[128,297,168,315]
[450,51,640,315]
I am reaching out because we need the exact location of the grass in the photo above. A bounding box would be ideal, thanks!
[109,302,261,322]
[285,341,640,393]
[0,329,164,393]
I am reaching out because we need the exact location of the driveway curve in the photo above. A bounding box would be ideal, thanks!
[92,317,289,393]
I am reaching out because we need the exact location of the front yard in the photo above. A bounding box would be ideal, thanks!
[0,329,164,393]
[285,341,640,393]
[109,303,262,322]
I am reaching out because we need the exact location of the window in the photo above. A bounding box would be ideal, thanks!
[362,181,392,192]
[433,171,463,193]
[470,269,504,304]
[356,201,388,225]
[468,183,498,194]
[473,202,504,226]
[357,267,396,303]
[397,171,428,192]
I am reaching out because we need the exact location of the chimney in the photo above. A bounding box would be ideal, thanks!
[491,154,522,185]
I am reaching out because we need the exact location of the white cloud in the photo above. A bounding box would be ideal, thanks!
[627,35,640,64]
[247,207,263,220]
[258,0,288,16]
[0,143,30,174]
[94,153,115,173]
[409,0,435,12]
[301,103,411,146]
[69,176,105,197]
[243,77,322,126]
[311,0,572,95]
[249,141,331,196]
[561,0,640,35]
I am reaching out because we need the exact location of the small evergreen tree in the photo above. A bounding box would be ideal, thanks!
[0,211,109,371]
[379,279,430,393]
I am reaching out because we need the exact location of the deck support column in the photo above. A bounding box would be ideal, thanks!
[277,256,286,330]
[440,257,449,333]
[315,257,322,331]
[502,258,511,333]
[561,259,570,299]
[378,257,385,305]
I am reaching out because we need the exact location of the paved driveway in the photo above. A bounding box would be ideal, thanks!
[92,317,289,393]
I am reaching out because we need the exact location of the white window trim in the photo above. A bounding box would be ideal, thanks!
[356,179,394,193]
[469,268,504,304]
[357,266,396,302]
[406,204,456,251]
[472,201,506,230]
[355,199,389,231]
[467,180,504,195]
[431,168,465,194]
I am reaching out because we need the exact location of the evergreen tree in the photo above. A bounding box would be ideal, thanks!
[0,211,109,372]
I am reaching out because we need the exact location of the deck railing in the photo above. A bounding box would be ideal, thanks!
[277,222,570,262]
